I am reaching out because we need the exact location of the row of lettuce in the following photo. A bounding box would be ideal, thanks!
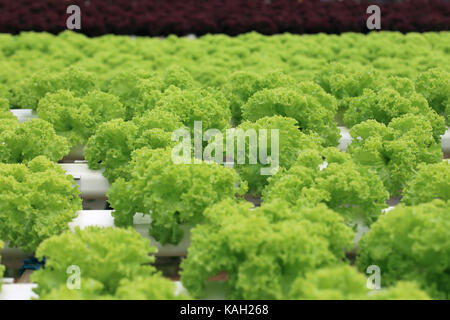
[0,32,449,300]
[1,0,449,36]
[0,159,450,299]
[1,31,449,96]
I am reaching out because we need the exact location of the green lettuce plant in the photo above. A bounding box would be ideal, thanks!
[223,71,296,122]
[263,147,388,226]
[85,109,184,182]
[106,66,196,120]
[10,67,96,109]
[154,86,231,132]
[0,156,81,252]
[108,147,247,245]
[37,279,114,300]
[1,32,449,104]
[402,162,450,205]
[289,265,430,300]
[344,84,446,142]
[0,241,4,292]
[415,68,450,123]
[0,97,14,119]
[348,114,443,195]
[241,82,339,146]
[289,265,369,300]
[357,200,450,299]
[0,118,69,163]
[234,115,321,195]
[37,89,125,147]
[370,282,431,300]
[38,276,189,300]
[314,63,384,111]
[31,227,159,298]
[181,200,354,299]
[115,277,190,300]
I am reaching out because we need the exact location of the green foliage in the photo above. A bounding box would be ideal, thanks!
[108,147,247,245]
[235,116,321,195]
[402,162,450,205]
[371,282,431,300]
[223,71,296,122]
[106,70,155,120]
[289,266,431,300]
[106,66,196,120]
[10,67,96,109]
[415,68,450,116]
[357,200,450,299]
[154,86,231,132]
[263,148,388,225]
[447,101,450,126]
[37,89,125,147]
[348,115,443,195]
[85,109,184,182]
[2,31,449,99]
[0,32,448,300]
[344,85,446,141]
[241,82,339,146]
[115,276,191,300]
[314,63,384,111]
[38,276,189,300]
[289,265,369,300]
[0,156,81,252]
[0,241,4,292]
[181,200,354,299]
[37,279,114,300]
[32,227,157,298]
[0,97,14,119]
[0,118,69,163]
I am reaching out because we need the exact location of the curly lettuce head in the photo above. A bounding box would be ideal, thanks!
[348,114,443,195]
[0,118,70,163]
[0,156,81,252]
[234,115,322,195]
[32,227,157,298]
[357,200,450,299]
[263,147,388,226]
[108,147,247,245]
[181,199,354,299]
[85,109,184,182]
[402,161,450,205]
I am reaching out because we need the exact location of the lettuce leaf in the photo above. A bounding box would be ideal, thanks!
[0,156,81,252]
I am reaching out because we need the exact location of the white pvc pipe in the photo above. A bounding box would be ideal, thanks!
[338,126,352,151]
[441,128,450,154]
[0,282,38,300]
[59,162,110,199]
[69,210,190,257]
[9,109,38,123]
